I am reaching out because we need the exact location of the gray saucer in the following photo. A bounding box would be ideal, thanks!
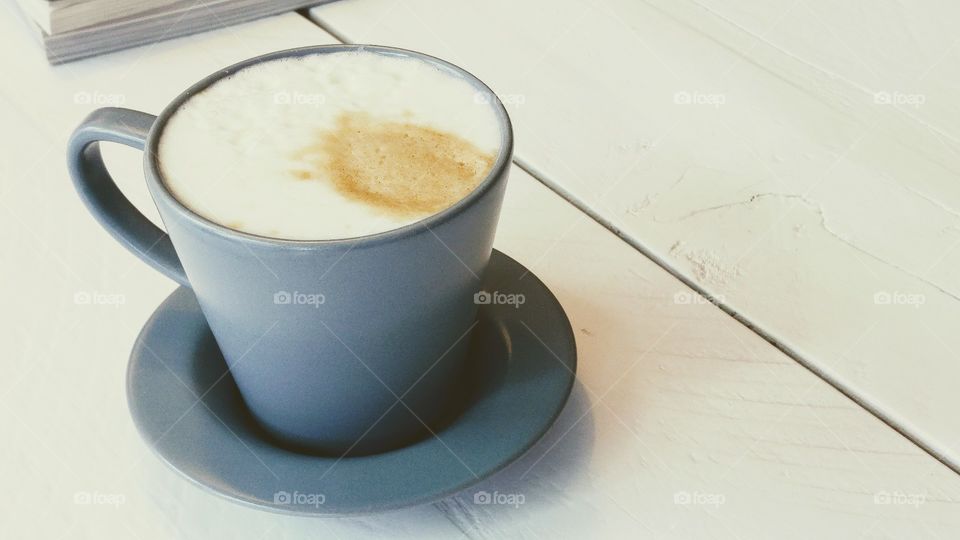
[127,250,576,515]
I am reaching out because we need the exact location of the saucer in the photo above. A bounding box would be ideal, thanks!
[126,250,577,515]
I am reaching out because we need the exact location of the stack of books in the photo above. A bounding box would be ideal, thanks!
[13,0,328,64]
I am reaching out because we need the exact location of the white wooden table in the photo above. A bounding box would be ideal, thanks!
[2,1,959,538]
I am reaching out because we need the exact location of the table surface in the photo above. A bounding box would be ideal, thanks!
[2,1,960,538]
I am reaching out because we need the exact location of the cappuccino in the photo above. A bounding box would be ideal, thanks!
[158,50,502,240]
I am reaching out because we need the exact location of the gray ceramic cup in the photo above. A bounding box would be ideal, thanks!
[67,45,513,456]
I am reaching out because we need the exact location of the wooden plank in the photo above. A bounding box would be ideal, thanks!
[645,0,960,175]
[309,0,960,469]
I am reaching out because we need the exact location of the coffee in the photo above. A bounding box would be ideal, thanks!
[158,50,501,240]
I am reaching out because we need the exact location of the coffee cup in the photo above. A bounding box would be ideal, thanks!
[67,45,513,456]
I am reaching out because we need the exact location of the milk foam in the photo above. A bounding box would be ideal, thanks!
[158,50,502,240]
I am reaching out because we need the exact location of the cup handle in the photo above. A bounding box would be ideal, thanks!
[67,107,190,287]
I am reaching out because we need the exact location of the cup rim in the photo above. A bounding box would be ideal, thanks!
[144,44,513,248]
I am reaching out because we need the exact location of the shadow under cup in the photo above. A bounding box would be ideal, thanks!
[67,45,514,457]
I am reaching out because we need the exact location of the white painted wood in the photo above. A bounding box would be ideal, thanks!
[309,0,960,469]
[646,0,960,175]
[1,5,960,539]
